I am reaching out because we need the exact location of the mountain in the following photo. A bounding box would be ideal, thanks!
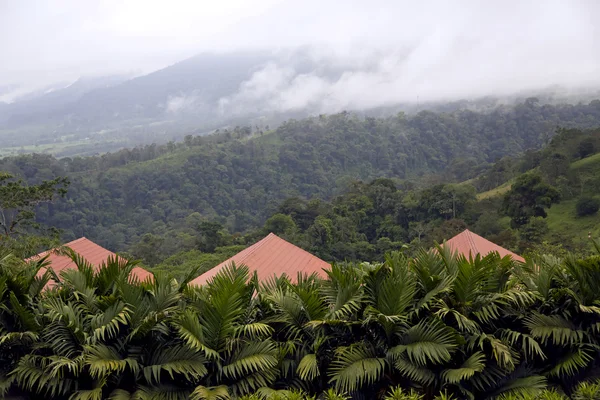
[2,48,600,158]
[0,74,134,126]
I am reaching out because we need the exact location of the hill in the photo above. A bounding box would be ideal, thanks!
[470,127,600,253]
[0,101,599,265]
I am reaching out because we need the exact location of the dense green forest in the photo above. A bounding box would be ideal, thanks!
[1,99,600,270]
[2,99,600,399]
[3,241,600,399]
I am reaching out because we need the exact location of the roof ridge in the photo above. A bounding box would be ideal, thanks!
[26,237,107,262]
[465,230,479,255]
[62,237,88,246]
[269,233,328,261]
[236,233,277,264]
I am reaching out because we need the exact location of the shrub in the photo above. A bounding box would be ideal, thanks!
[576,196,600,217]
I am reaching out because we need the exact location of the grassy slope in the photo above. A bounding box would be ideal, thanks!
[478,153,600,248]
[545,199,600,247]
[477,179,514,200]
[571,152,600,169]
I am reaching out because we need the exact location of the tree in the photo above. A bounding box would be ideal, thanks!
[577,138,595,159]
[539,153,570,184]
[519,216,549,244]
[0,173,69,256]
[263,213,296,235]
[306,216,333,253]
[130,233,164,266]
[502,173,560,227]
[196,221,226,253]
[576,196,600,217]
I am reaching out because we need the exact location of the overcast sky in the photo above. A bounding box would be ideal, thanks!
[1,0,599,101]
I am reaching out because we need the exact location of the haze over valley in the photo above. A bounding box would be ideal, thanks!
[1,0,599,156]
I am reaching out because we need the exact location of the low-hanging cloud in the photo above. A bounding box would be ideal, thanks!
[2,0,600,109]
[166,94,200,113]
[219,11,600,115]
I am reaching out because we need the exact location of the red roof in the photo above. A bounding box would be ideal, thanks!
[27,237,152,286]
[443,229,525,263]
[190,233,330,286]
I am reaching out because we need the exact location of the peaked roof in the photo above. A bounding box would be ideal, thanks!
[27,237,152,285]
[190,233,330,286]
[444,229,525,263]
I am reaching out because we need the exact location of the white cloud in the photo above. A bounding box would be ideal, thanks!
[1,0,599,106]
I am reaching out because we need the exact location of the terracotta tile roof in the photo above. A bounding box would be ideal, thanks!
[443,229,525,263]
[27,237,152,286]
[190,233,330,286]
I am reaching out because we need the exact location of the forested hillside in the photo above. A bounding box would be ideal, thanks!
[1,99,600,264]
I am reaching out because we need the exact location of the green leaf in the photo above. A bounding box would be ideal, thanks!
[442,352,486,384]
[328,344,386,392]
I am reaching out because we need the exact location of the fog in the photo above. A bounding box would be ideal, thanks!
[1,0,599,106]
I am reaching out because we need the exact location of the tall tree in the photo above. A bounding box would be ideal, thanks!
[502,173,560,227]
[0,173,69,257]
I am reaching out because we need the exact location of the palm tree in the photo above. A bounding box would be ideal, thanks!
[0,252,54,397]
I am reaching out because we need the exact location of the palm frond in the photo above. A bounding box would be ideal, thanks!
[222,340,278,381]
[393,355,436,385]
[442,351,486,384]
[498,329,546,361]
[190,385,230,400]
[488,375,547,399]
[524,312,584,346]
[548,344,595,378]
[173,309,219,359]
[84,344,139,379]
[143,345,208,384]
[69,387,104,400]
[296,353,320,381]
[89,300,131,343]
[328,344,386,392]
[394,319,457,365]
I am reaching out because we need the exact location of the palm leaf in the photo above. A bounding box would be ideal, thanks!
[524,313,584,346]
[328,344,386,392]
[84,344,139,379]
[296,353,320,381]
[394,319,457,365]
[488,375,547,399]
[173,309,219,359]
[190,385,230,400]
[143,345,208,384]
[442,351,486,384]
[548,345,595,378]
[393,355,436,385]
[222,341,278,380]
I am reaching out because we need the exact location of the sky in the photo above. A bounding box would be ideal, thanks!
[1,0,599,103]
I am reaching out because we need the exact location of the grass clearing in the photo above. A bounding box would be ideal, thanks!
[477,180,513,200]
[571,152,600,170]
[545,199,600,246]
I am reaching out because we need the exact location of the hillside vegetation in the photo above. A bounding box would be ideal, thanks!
[472,127,600,251]
[1,100,600,266]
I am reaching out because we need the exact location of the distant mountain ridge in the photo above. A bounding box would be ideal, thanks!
[0,51,282,130]
[2,48,600,157]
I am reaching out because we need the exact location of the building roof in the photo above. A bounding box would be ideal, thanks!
[27,237,152,285]
[190,233,330,286]
[443,229,525,263]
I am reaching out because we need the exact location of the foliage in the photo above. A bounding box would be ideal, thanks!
[575,196,600,217]
[0,172,69,257]
[1,241,600,399]
[2,103,600,263]
[502,173,560,228]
